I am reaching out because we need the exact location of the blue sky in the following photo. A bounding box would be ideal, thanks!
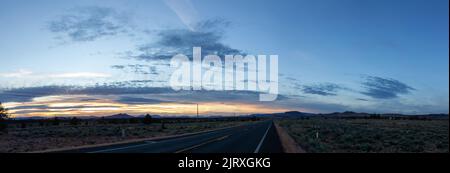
[0,0,448,117]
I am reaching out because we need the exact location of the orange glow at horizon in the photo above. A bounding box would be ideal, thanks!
[4,95,296,118]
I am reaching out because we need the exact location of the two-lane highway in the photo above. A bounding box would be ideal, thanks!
[62,120,283,153]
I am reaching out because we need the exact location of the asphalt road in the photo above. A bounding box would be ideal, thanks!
[63,120,283,153]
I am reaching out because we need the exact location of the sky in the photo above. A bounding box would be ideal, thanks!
[0,0,448,117]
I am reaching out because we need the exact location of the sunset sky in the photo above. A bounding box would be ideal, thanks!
[0,0,448,118]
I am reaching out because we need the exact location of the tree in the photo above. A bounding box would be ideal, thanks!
[0,102,9,119]
[0,102,10,132]
[143,114,152,125]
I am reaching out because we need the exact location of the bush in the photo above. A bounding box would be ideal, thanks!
[70,117,80,126]
[52,117,60,126]
[0,120,7,132]
[0,102,10,132]
[20,122,27,129]
[143,114,153,125]
[161,121,167,129]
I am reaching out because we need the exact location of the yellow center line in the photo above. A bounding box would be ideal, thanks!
[174,134,231,153]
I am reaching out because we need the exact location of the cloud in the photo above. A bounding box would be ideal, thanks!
[164,0,199,31]
[9,104,120,111]
[361,76,415,99]
[0,84,282,103]
[279,99,351,113]
[49,72,111,78]
[302,83,343,96]
[115,96,169,104]
[8,105,50,110]
[111,65,125,69]
[48,6,131,42]
[0,69,33,78]
[285,76,300,82]
[356,98,369,101]
[127,19,243,61]
[0,86,72,102]
[8,104,124,115]
[129,80,154,83]
[0,85,172,102]
[0,70,111,79]
[111,64,159,75]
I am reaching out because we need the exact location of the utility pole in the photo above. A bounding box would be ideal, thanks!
[197,104,199,119]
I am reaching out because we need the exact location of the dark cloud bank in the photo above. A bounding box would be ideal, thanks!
[0,85,277,104]
[361,76,415,99]
[127,19,244,61]
[302,83,344,96]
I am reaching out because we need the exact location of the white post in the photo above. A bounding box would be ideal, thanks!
[121,128,126,138]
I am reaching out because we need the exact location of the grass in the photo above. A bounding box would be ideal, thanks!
[277,118,449,153]
[0,120,251,153]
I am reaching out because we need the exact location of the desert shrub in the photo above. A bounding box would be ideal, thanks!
[278,118,449,153]
[129,118,139,124]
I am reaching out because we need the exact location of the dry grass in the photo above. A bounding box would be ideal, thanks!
[0,121,246,153]
[277,118,449,153]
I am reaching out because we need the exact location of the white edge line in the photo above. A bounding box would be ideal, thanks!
[88,143,152,153]
[254,121,272,153]
[88,122,259,153]
[88,127,231,153]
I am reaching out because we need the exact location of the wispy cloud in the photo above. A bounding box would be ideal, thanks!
[0,69,33,78]
[126,19,243,61]
[302,83,344,96]
[0,70,110,79]
[49,72,111,78]
[111,65,126,69]
[111,64,159,75]
[0,84,278,104]
[48,6,131,42]
[115,96,170,104]
[164,0,199,31]
[356,98,369,101]
[361,76,415,99]
[0,85,172,102]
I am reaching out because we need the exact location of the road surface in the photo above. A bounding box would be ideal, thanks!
[62,120,283,153]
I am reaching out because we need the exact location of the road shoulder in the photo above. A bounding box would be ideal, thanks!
[273,121,306,153]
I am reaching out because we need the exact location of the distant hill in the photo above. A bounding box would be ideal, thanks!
[13,116,48,120]
[280,111,315,117]
[10,111,448,120]
[253,111,448,120]
[135,114,162,119]
[103,113,135,119]
[321,111,371,117]
[318,111,448,119]
[248,111,315,118]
